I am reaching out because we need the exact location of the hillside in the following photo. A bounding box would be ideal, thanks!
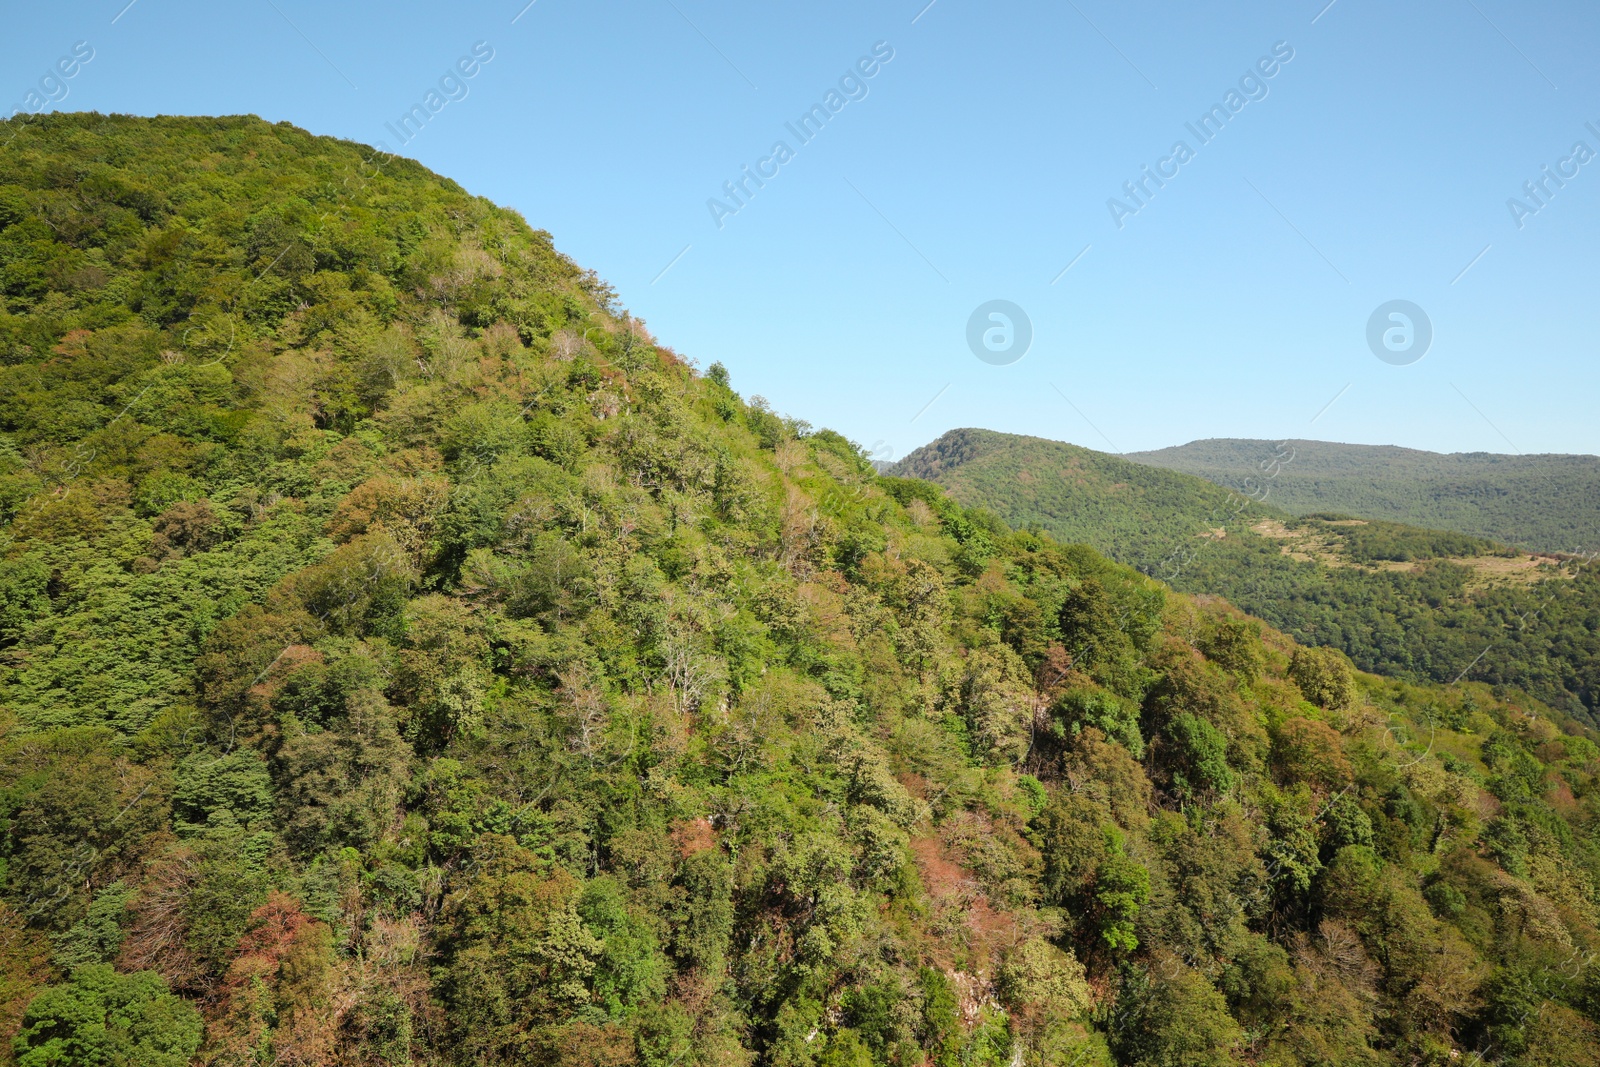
[891,429,1600,729]
[2,114,1599,1067]
[889,429,1275,567]
[1127,438,1600,555]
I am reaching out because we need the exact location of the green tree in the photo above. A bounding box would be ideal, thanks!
[48,883,131,971]
[13,965,202,1067]
[919,967,962,1067]
[1057,687,1144,758]
[439,836,602,1062]
[1165,713,1236,796]
[1288,647,1356,711]
[1092,845,1150,954]
[171,748,274,837]
[1120,963,1242,1067]
[1000,937,1093,1029]
[1198,616,1264,682]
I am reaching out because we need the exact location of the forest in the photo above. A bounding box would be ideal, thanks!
[1,113,1599,1067]
[892,429,1600,731]
[1126,438,1600,556]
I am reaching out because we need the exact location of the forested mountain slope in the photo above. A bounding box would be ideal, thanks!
[889,429,1267,568]
[891,429,1600,728]
[1,114,1599,1067]
[1127,438,1600,556]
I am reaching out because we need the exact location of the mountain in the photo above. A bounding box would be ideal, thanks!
[890,429,1600,728]
[889,428,1273,567]
[1127,438,1600,555]
[2,114,1599,1067]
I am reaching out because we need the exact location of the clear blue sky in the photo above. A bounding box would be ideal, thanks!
[7,0,1599,461]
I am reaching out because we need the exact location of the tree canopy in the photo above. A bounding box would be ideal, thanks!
[0,114,1597,1067]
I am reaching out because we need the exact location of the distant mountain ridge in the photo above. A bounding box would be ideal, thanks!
[1126,437,1600,555]
[890,428,1600,727]
[888,427,1263,568]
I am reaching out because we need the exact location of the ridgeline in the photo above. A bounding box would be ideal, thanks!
[1128,437,1600,556]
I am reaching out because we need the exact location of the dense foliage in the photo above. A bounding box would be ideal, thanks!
[893,429,1600,729]
[2,114,1600,1067]
[1128,438,1600,556]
